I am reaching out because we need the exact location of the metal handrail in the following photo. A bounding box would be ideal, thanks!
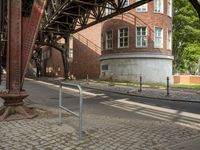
[59,81,83,139]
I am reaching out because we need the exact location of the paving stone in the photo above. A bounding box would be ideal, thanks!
[1,105,200,150]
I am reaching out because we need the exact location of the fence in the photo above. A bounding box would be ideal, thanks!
[174,75,200,84]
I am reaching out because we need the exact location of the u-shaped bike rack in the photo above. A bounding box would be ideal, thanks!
[58,81,83,139]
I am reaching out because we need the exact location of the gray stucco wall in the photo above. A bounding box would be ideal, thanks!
[100,53,174,84]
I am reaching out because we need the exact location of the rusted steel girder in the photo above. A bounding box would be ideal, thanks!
[36,32,70,79]
[21,0,47,86]
[0,0,46,121]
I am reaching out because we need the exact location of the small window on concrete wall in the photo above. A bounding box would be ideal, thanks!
[136,27,148,47]
[105,30,113,50]
[102,65,109,70]
[118,27,129,48]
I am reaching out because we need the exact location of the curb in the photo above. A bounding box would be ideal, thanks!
[81,85,200,104]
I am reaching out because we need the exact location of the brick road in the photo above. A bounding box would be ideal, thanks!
[0,108,200,150]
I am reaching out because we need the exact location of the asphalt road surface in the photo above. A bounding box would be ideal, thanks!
[24,79,200,129]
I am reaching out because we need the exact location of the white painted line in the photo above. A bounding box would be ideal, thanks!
[176,122,200,130]
[101,101,132,112]
[136,112,170,121]
[116,99,178,114]
[140,110,173,120]
[26,78,105,97]
[101,98,200,129]
[116,99,200,120]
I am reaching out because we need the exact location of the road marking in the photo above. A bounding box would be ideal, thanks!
[26,78,105,97]
[101,98,200,129]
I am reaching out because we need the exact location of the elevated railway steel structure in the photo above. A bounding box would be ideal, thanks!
[0,0,199,120]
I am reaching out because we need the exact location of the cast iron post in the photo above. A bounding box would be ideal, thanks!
[0,0,46,121]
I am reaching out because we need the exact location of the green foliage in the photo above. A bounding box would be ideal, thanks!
[173,0,200,74]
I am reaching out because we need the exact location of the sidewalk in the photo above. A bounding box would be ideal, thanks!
[34,77,200,103]
[0,105,200,150]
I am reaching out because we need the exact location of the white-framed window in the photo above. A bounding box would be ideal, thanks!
[105,30,113,50]
[123,0,129,7]
[154,27,163,48]
[106,3,112,15]
[167,30,172,50]
[154,0,163,13]
[167,0,172,17]
[136,27,148,47]
[118,27,129,48]
[136,0,148,12]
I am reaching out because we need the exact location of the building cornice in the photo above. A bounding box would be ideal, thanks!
[99,52,174,61]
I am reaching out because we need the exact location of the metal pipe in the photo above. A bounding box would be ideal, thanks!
[86,74,89,84]
[59,81,83,140]
[59,83,62,124]
[60,106,79,117]
[79,84,83,140]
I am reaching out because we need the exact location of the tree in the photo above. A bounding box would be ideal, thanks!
[189,0,200,19]
[173,0,200,74]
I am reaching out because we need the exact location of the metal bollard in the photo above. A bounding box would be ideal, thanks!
[138,76,142,92]
[167,76,170,96]
[86,74,89,84]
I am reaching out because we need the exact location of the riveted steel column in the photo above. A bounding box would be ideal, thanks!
[7,0,22,94]
[0,0,41,121]
[21,0,47,87]
[0,0,3,84]
[62,36,70,79]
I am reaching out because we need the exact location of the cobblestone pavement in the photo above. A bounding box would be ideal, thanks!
[33,78,200,102]
[0,109,200,150]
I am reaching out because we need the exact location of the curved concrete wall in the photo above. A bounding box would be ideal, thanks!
[100,53,174,84]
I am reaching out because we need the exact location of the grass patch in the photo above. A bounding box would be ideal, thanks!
[92,80,166,89]
[92,80,200,91]
[173,84,200,90]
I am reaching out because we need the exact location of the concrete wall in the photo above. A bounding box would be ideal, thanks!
[174,75,200,84]
[100,53,174,84]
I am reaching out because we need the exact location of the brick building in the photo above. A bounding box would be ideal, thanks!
[40,0,173,84]
[40,24,102,79]
[100,0,173,84]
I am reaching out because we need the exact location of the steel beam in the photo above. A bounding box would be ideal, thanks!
[73,0,153,33]
[21,0,47,86]
[6,0,22,93]
[41,0,153,34]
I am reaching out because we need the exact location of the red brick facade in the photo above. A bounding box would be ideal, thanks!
[102,0,172,56]
[39,24,102,79]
